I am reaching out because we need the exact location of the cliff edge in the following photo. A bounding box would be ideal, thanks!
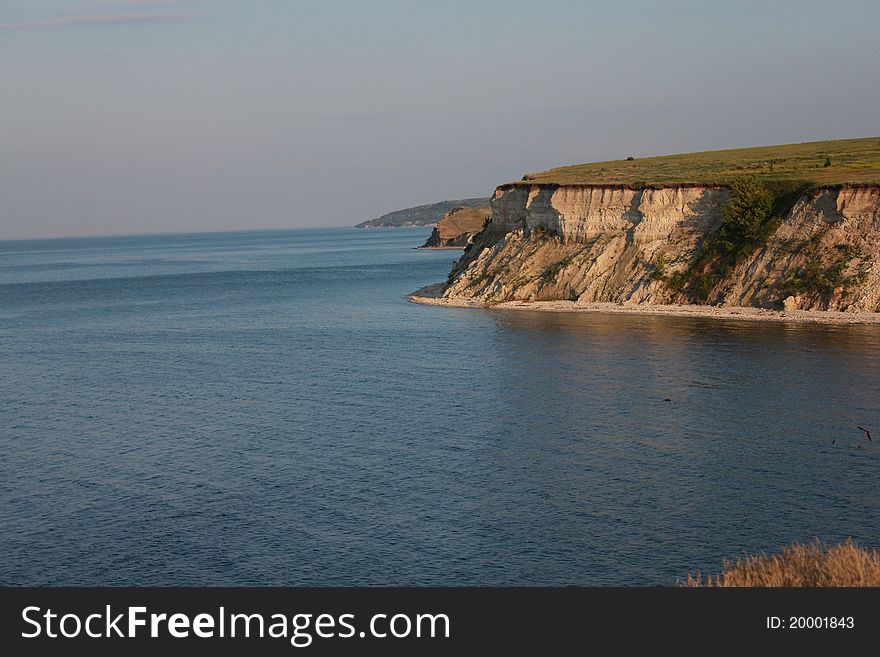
[420,138,880,314]
[439,183,879,312]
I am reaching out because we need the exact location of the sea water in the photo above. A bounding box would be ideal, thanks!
[1,227,878,585]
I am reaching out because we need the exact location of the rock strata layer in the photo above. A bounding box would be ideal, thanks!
[440,184,880,312]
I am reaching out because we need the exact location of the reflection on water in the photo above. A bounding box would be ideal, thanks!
[479,312,880,582]
[0,228,878,585]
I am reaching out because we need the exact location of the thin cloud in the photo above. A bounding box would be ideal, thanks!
[329,112,404,121]
[0,12,191,30]
[92,1,183,5]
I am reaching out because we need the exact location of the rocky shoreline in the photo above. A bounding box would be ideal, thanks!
[409,284,880,325]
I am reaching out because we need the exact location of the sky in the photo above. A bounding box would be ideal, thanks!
[0,0,878,239]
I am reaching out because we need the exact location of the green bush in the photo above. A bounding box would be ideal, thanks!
[666,176,810,302]
[541,258,569,283]
[692,273,716,300]
[649,252,666,280]
[715,176,775,256]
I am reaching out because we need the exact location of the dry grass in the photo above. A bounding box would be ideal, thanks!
[437,206,490,239]
[684,540,880,587]
[516,137,880,187]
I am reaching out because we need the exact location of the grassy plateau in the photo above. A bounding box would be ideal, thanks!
[517,137,880,187]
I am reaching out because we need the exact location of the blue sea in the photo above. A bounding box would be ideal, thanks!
[1,227,879,585]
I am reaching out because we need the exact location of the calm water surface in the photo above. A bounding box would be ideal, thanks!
[1,227,879,585]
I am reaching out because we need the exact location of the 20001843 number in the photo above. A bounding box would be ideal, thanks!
[766,616,854,629]
[791,617,854,629]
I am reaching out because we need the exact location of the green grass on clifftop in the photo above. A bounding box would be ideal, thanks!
[517,137,880,187]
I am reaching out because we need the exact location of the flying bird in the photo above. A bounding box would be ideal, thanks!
[857,426,872,442]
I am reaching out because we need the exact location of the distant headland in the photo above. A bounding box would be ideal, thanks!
[355,198,489,229]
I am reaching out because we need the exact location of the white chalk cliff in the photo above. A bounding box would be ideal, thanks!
[441,184,880,312]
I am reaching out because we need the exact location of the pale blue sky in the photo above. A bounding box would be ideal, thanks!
[1,0,878,238]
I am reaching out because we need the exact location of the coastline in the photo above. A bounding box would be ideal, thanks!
[415,245,465,250]
[409,284,880,325]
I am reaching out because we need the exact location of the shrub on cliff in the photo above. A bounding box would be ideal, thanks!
[673,176,809,302]
[683,539,880,587]
[713,176,775,257]
[649,252,666,280]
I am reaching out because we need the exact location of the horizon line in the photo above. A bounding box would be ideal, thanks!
[0,223,430,244]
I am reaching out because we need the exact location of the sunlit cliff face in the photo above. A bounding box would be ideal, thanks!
[444,185,880,312]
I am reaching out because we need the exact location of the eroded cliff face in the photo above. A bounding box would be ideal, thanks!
[442,184,880,312]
